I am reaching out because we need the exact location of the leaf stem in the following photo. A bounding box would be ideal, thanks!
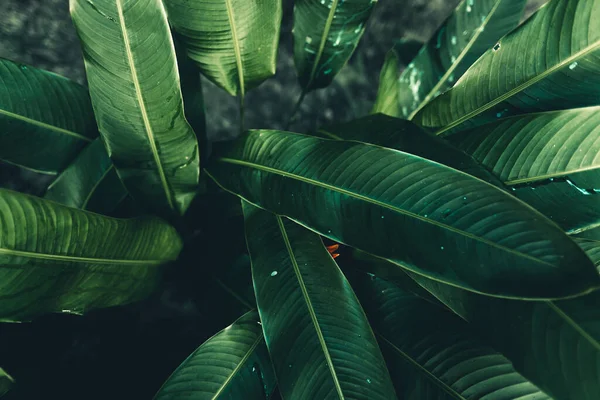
[285,89,307,131]
[239,93,246,134]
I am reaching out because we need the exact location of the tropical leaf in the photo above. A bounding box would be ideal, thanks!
[293,0,377,92]
[206,129,599,299]
[154,310,276,400]
[0,189,182,322]
[70,0,200,216]
[44,138,127,215]
[373,0,527,119]
[349,273,551,400]
[414,0,600,135]
[0,368,13,397]
[242,202,396,399]
[164,0,282,98]
[447,107,600,233]
[0,57,97,174]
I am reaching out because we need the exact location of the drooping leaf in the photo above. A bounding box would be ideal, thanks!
[374,0,527,119]
[0,368,13,397]
[414,0,600,135]
[0,57,97,174]
[44,138,127,215]
[0,189,182,322]
[349,273,551,400]
[154,310,276,400]
[164,0,282,98]
[70,0,200,216]
[206,130,599,299]
[293,0,377,92]
[242,202,396,399]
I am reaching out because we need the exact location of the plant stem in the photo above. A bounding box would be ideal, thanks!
[239,93,246,134]
[285,89,307,131]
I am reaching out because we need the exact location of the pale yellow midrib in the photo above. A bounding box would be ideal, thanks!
[306,0,340,89]
[115,0,175,211]
[0,108,93,142]
[224,0,245,98]
[81,164,114,209]
[0,247,166,265]
[211,335,262,399]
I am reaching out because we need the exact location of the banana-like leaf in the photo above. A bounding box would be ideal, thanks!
[414,0,600,135]
[44,138,128,215]
[70,0,200,216]
[0,58,97,174]
[243,203,396,399]
[154,310,276,400]
[350,273,550,400]
[316,113,504,187]
[408,241,600,400]
[0,368,13,397]
[206,130,599,299]
[293,0,376,92]
[447,107,600,233]
[374,0,527,119]
[0,189,182,322]
[164,0,282,98]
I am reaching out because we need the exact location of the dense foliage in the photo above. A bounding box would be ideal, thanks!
[1,0,600,398]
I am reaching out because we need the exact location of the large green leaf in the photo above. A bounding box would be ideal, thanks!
[243,203,396,399]
[350,273,550,400]
[44,138,127,215]
[408,242,600,400]
[414,0,600,135]
[373,0,527,119]
[0,58,97,174]
[0,368,13,397]
[154,310,276,400]
[0,189,182,322]
[206,130,599,299]
[164,0,281,98]
[70,0,200,216]
[446,107,600,233]
[293,0,376,92]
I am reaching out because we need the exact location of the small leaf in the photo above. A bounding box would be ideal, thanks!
[154,310,276,400]
[0,368,14,397]
[0,57,97,174]
[293,0,377,92]
[0,189,182,322]
[243,203,396,399]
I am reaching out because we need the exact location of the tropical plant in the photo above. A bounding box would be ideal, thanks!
[1,0,599,399]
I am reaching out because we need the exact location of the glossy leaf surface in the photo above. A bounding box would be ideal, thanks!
[154,310,275,400]
[0,189,182,322]
[164,0,281,97]
[243,203,396,399]
[374,0,526,119]
[0,368,13,397]
[44,138,127,215]
[70,0,200,216]
[0,58,97,174]
[415,0,600,135]
[351,274,550,400]
[293,0,376,92]
[207,130,599,299]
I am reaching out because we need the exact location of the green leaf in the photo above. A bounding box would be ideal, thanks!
[350,274,551,400]
[0,368,14,397]
[414,0,600,135]
[293,0,377,92]
[164,0,282,98]
[0,189,182,322]
[44,138,127,215]
[242,202,396,399]
[206,130,599,299]
[70,0,200,216]
[0,58,97,174]
[154,310,276,400]
[374,0,527,119]
[446,107,600,233]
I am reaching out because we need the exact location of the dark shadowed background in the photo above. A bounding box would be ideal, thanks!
[0,1,546,399]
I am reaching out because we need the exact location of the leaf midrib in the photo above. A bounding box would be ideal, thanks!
[0,108,93,143]
[217,157,557,269]
[305,0,340,89]
[225,0,245,98]
[212,334,263,399]
[0,247,167,265]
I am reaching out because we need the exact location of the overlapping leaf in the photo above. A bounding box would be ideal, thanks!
[414,0,600,135]
[373,0,527,119]
[154,310,275,400]
[0,57,97,174]
[70,0,200,216]
[0,189,182,322]
[350,273,550,400]
[0,368,13,397]
[206,129,599,299]
[293,0,376,92]
[243,203,396,399]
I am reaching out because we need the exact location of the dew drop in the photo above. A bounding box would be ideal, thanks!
[451,36,457,45]
[270,270,278,277]
[569,61,578,70]
[440,246,444,250]
[493,43,501,51]
[366,378,372,384]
